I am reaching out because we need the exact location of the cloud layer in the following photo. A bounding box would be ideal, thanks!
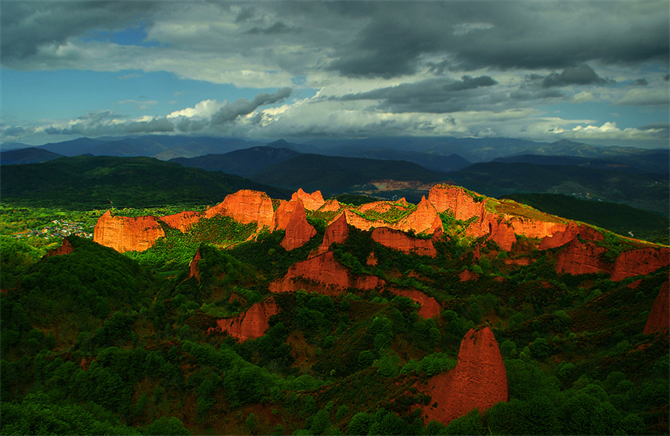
[1,1,668,147]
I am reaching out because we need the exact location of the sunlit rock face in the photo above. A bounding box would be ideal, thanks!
[208,298,279,342]
[539,222,604,250]
[204,189,275,230]
[644,281,669,335]
[314,213,349,256]
[428,184,484,220]
[93,210,165,253]
[279,200,317,251]
[160,211,202,233]
[291,188,325,211]
[387,287,441,319]
[269,251,382,295]
[419,326,508,426]
[188,250,201,282]
[611,247,670,281]
[371,227,437,257]
[555,238,610,275]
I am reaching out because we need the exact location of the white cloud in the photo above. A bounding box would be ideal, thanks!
[572,91,595,103]
[167,99,226,119]
[616,88,669,106]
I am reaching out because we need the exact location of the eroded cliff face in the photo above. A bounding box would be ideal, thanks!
[343,196,442,235]
[280,200,317,251]
[208,298,279,342]
[269,251,381,295]
[204,190,275,230]
[419,326,508,426]
[611,247,670,281]
[428,184,484,221]
[371,227,437,257]
[93,210,165,253]
[555,238,609,275]
[189,250,202,282]
[644,281,669,335]
[314,213,349,256]
[539,222,604,250]
[319,199,342,212]
[160,211,202,233]
[291,188,325,211]
[46,238,75,257]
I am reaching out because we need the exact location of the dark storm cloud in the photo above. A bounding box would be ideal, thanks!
[1,1,160,62]
[633,78,649,86]
[44,111,174,136]
[338,76,498,113]
[210,88,292,126]
[245,21,297,36]
[235,6,256,23]
[638,122,669,131]
[510,89,565,101]
[540,64,615,88]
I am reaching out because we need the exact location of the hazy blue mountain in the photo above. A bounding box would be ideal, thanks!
[0,147,64,165]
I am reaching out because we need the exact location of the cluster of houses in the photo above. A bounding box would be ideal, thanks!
[13,219,93,240]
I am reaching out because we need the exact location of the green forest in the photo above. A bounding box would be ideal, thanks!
[0,194,668,436]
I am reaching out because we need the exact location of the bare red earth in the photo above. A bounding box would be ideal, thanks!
[93,210,165,253]
[319,199,342,212]
[160,211,202,232]
[204,190,275,230]
[189,250,201,281]
[611,247,670,281]
[428,184,484,220]
[459,270,478,282]
[280,200,317,251]
[644,281,669,334]
[397,196,444,235]
[419,327,508,426]
[539,222,604,250]
[46,238,74,257]
[269,251,381,295]
[555,239,609,275]
[291,188,325,211]
[371,227,437,257]
[208,298,279,342]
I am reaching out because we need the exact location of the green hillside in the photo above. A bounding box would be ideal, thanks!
[1,155,290,209]
[251,154,448,194]
[449,162,669,215]
[1,191,667,435]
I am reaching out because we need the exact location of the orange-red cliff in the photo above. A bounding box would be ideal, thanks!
[204,190,275,230]
[644,281,669,335]
[208,298,279,342]
[291,188,325,211]
[93,211,165,253]
[280,200,317,251]
[419,326,508,426]
[371,227,436,257]
[46,238,75,257]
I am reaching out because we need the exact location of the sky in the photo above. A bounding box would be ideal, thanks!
[1,0,669,148]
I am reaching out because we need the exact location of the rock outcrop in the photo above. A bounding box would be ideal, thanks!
[371,227,437,257]
[270,251,382,295]
[644,281,669,335]
[280,200,317,251]
[189,250,202,281]
[419,327,508,426]
[315,213,349,256]
[208,298,279,342]
[428,184,484,220]
[319,199,342,212]
[204,190,275,230]
[291,188,325,211]
[611,247,670,281]
[93,210,165,253]
[555,238,609,275]
[459,269,478,282]
[388,288,441,319]
[539,222,604,250]
[160,211,202,232]
[343,196,442,235]
[46,238,74,257]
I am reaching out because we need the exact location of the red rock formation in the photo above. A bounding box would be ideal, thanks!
[366,252,378,267]
[428,184,485,220]
[419,327,508,426]
[539,222,604,250]
[208,298,279,342]
[504,257,532,267]
[459,270,478,282]
[371,227,437,257]
[315,213,349,256]
[555,238,609,275]
[270,251,381,295]
[280,200,317,251]
[360,201,394,213]
[343,209,387,231]
[273,200,294,230]
[93,210,165,253]
[644,281,669,334]
[611,247,670,281]
[388,288,441,319]
[396,196,444,235]
[46,239,74,257]
[319,199,342,212]
[189,250,202,281]
[204,190,274,230]
[160,211,202,232]
[291,188,325,211]
[509,217,567,241]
